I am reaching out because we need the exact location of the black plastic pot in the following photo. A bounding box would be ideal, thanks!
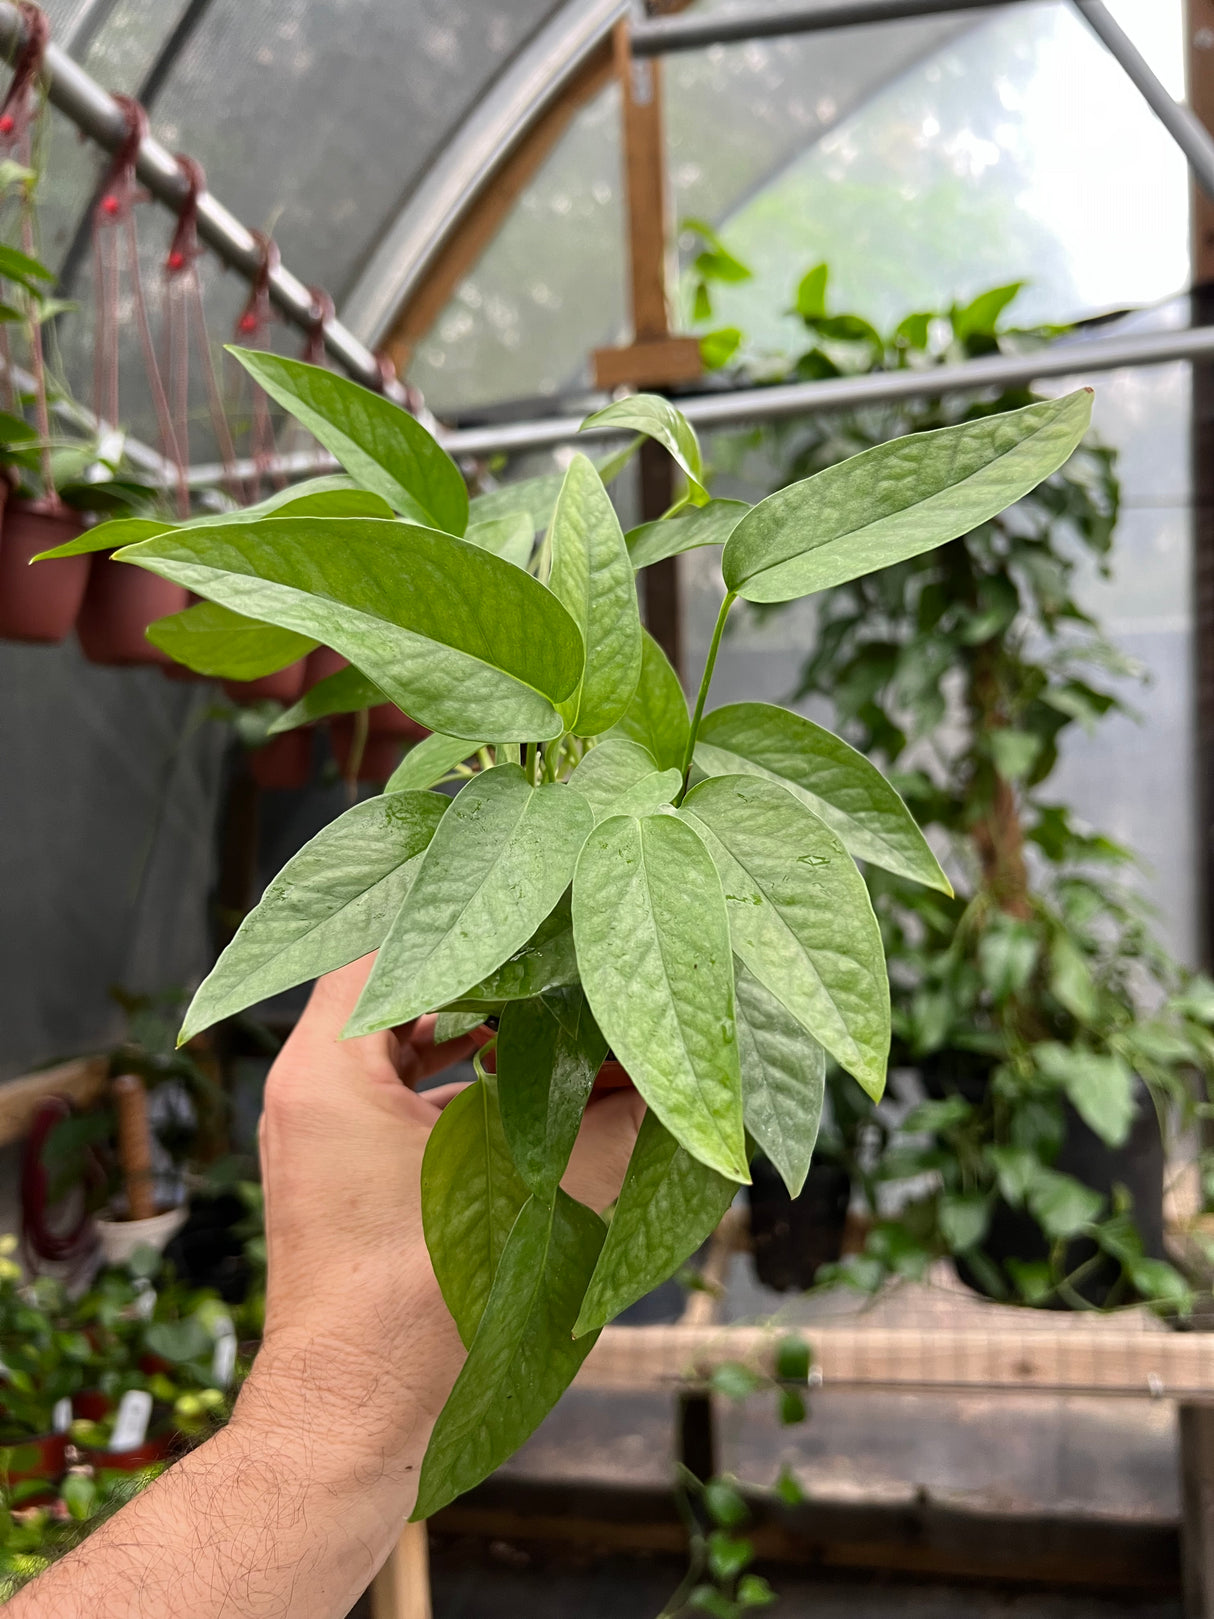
[746,1155,851,1292]
[920,1052,1165,1307]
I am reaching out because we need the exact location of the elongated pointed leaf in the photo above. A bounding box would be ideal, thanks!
[722,390,1093,602]
[229,349,469,535]
[734,958,824,1197]
[681,775,889,1100]
[34,481,397,560]
[450,893,579,1005]
[467,514,534,570]
[469,472,564,531]
[420,1076,528,1347]
[117,518,583,741]
[386,732,481,792]
[415,1191,604,1519]
[607,630,689,772]
[178,790,447,1043]
[626,499,749,569]
[36,517,171,559]
[574,1110,737,1336]
[696,703,950,894]
[347,767,593,1034]
[146,600,316,680]
[581,395,708,504]
[497,989,607,1199]
[548,455,642,736]
[434,1010,484,1044]
[572,813,748,1180]
[269,664,384,734]
[569,739,680,824]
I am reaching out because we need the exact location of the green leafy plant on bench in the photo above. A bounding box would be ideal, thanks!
[44,350,1092,1510]
[701,260,1214,1306]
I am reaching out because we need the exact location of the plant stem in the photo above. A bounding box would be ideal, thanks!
[677,590,736,801]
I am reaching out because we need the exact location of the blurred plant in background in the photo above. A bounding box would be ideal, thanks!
[697,250,1214,1310]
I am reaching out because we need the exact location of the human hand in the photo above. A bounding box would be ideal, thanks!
[239,956,643,1474]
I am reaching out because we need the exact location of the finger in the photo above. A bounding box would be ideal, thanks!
[562,1090,646,1214]
[394,1015,490,1086]
[416,1079,473,1111]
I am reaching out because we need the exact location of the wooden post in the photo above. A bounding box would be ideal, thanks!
[593,16,701,680]
[1180,1403,1214,1618]
[370,1520,432,1619]
[1188,1,1214,1199]
[111,1074,156,1221]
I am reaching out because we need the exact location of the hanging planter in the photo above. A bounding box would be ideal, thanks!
[249,729,312,791]
[222,661,307,706]
[76,555,189,666]
[0,500,89,643]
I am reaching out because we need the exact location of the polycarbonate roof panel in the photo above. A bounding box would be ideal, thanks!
[407,9,972,412]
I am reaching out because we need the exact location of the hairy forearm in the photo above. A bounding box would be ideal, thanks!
[10,1331,450,1619]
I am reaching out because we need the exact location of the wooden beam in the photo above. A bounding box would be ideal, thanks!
[580,1321,1214,1399]
[370,1520,431,1619]
[435,1477,1181,1594]
[1182,1402,1214,1618]
[380,42,614,375]
[591,335,702,390]
[0,1057,108,1148]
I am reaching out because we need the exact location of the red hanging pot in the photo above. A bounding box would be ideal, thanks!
[331,715,403,783]
[223,660,307,706]
[249,729,313,790]
[76,555,189,666]
[368,702,428,743]
[0,500,90,644]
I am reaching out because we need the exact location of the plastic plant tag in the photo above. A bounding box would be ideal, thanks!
[108,1389,153,1452]
[211,1326,237,1388]
[52,1397,71,1434]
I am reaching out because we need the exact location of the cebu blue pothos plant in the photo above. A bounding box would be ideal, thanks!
[40,351,1092,1514]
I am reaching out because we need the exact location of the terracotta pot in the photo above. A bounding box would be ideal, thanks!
[480,1032,633,1095]
[249,730,313,790]
[0,500,90,643]
[76,556,189,666]
[71,1391,113,1424]
[0,1430,68,1487]
[305,646,346,686]
[84,1431,176,1472]
[223,660,307,706]
[330,715,403,783]
[368,702,428,742]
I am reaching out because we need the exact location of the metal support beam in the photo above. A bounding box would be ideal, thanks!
[0,2,393,394]
[1074,1,1214,202]
[181,318,1214,483]
[630,0,1031,56]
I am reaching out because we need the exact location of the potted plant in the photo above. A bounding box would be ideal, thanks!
[46,349,1092,1512]
[705,263,1214,1309]
[0,1255,88,1497]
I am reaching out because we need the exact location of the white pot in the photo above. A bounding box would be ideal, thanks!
[95,1204,188,1268]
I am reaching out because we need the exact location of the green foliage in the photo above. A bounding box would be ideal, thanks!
[103,356,1089,1497]
[711,254,1214,1308]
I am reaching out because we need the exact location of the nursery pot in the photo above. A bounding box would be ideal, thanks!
[75,556,189,666]
[249,730,313,791]
[94,1203,189,1269]
[0,1431,68,1491]
[0,500,90,643]
[746,1154,852,1292]
[920,1054,1165,1307]
[83,1431,176,1473]
[223,660,307,706]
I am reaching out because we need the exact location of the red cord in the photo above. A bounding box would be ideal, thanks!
[0,4,49,146]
